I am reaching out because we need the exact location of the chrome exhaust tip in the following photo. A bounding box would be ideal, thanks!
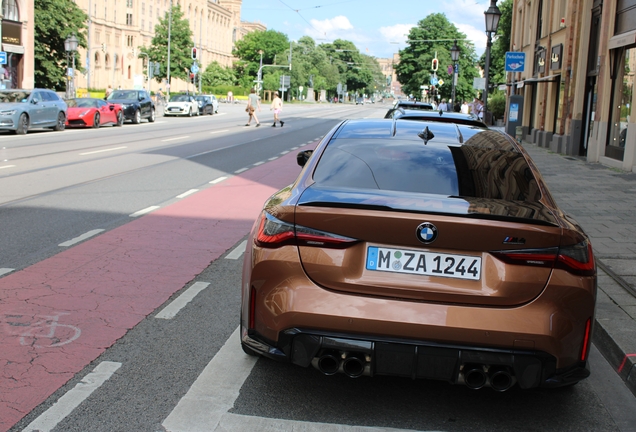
[463,364,487,390]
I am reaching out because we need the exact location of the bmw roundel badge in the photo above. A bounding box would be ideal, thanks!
[416,222,438,244]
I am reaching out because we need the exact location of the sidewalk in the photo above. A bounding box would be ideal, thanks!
[496,127,636,396]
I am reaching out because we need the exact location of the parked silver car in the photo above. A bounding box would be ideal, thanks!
[0,89,67,135]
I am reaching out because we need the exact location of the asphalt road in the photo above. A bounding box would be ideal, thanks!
[2,102,636,432]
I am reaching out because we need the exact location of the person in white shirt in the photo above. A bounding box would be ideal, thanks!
[461,100,469,114]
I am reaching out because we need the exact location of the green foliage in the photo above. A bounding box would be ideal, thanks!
[201,61,235,87]
[396,13,479,103]
[141,4,193,84]
[232,30,290,77]
[201,85,248,96]
[34,0,88,90]
[489,91,506,121]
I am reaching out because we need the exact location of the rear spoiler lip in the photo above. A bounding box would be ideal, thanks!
[297,200,559,227]
[297,186,559,227]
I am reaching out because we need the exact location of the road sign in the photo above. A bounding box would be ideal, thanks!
[337,82,342,94]
[280,75,290,87]
[430,76,438,86]
[191,63,199,74]
[437,79,444,86]
[0,52,6,64]
[505,52,526,72]
[447,65,453,75]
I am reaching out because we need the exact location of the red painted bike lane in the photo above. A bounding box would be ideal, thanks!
[0,144,314,431]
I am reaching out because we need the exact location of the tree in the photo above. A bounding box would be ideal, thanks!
[233,30,290,78]
[141,4,194,85]
[201,61,235,87]
[396,13,479,103]
[34,0,87,90]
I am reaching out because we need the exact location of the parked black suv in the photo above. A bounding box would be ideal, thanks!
[105,89,155,124]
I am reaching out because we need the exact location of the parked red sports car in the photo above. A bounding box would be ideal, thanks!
[66,98,124,128]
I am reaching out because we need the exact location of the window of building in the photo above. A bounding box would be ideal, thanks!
[2,0,19,21]
[142,2,145,14]
[127,35,134,46]
[105,54,111,69]
[104,5,107,20]
[127,0,133,7]
[607,46,635,161]
[127,13,133,25]
[128,65,132,79]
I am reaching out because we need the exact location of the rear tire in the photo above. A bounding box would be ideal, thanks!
[148,108,155,123]
[53,112,65,131]
[16,113,28,135]
[132,109,141,124]
[92,112,100,128]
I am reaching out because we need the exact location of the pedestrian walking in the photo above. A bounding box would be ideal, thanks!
[270,91,284,127]
[246,88,261,127]
[461,100,469,114]
[105,85,113,98]
[438,99,448,111]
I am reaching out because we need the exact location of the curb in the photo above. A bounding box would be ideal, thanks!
[592,267,636,398]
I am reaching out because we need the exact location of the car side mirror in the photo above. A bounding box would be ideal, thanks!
[297,150,313,167]
[31,99,38,104]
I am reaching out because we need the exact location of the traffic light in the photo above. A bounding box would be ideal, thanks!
[190,73,195,83]
[101,43,107,53]
[431,58,438,72]
[191,47,198,60]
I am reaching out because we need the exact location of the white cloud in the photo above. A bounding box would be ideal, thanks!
[306,15,354,39]
[454,23,487,55]
[379,24,415,44]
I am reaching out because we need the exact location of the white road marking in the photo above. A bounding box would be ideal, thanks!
[209,176,228,184]
[79,146,127,155]
[290,147,299,150]
[129,206,160,217]
[22,361,122,432]
[176,189,199,199]
[162,136,190,142]
[0,268,14,277]
[162,327,257,431]
[234,168,248,174]
[224,241,247,260]
[162,328,420,432]
[0,164,16,169]
[155,282,210,320]
[268,157,278,161]
[58,229,105,247]
[253,161,265,166]
[210,130,229,134]
[280,150,289,155]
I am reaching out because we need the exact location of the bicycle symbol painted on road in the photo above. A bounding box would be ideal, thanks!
[1,312,81,348]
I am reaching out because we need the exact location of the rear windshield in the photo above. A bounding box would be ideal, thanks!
[312,130,541,202]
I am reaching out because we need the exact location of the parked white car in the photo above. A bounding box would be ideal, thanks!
[164,94,199,117]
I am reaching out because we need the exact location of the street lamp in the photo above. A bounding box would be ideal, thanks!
[450,40,460,111]
[64,34,79,99]
[167,0,172,96]
[483,0,501,124]
[256,50,264,93]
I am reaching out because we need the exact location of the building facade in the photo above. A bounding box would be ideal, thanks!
[376,53,403,97]
[1,0,34,89]
[73,0,264,93]
[509,0,636,172]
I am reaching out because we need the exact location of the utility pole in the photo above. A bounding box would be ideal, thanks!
[87,0,92,90]
[199,12,202,93]
[166,0,172,95]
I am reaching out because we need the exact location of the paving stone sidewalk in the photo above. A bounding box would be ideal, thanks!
[512,135,636,396]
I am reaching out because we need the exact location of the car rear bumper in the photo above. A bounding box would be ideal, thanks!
[242,327,590,390]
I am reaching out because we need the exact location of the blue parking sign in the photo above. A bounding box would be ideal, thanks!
[505,52,526,72]
[0,52,6,65]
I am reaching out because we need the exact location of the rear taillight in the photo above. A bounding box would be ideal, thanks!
[556,241,595,277]
[491,247,558,268]
[255,211,358,248]
[491,240,595,277]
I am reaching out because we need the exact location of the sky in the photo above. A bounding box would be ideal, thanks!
[239,0,493,59]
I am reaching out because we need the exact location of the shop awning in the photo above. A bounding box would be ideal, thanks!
[508,74,560,87]
[609,30,636,50]
[2,43,24,54]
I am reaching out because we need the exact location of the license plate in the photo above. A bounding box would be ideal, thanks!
[366,246,481,280]
[170,107,179,111]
